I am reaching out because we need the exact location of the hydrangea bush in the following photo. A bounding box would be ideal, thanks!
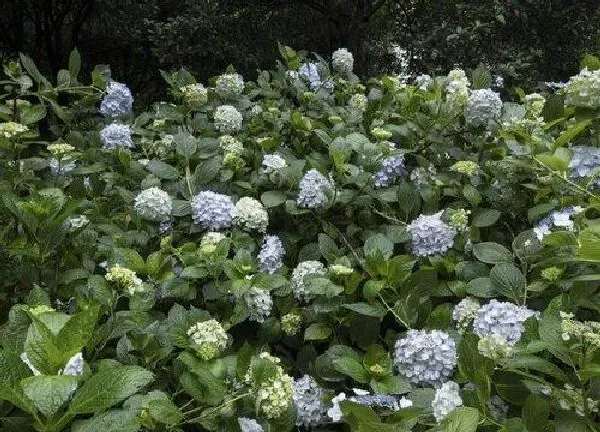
[1,47,600,431]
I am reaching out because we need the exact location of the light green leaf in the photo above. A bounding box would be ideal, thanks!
[146,160,179,180]
[71,409,140,432]
[261,191,286,208]
[473,242,512,264]
[332,357,370,383]
[21,375,79,417]
[441,407,479,432]
[304,323,332,341]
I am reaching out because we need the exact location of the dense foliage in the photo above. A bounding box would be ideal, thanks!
[2,45,600,432]
[2,0,600,97]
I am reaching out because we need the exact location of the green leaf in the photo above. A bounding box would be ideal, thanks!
[466,277,496,297]
[20,105,47,125]
[503,355,567,381]
[175,133,197,157]
[194,158,221,185]
[21,375,79,417]
[69,48,82,77]
[304,323,332,341]
[332,357,370,383]
[148,398,183,426]
[471,64,492,89]
[472,209,501,227]
[522,394,550,431]
[25,316,64,374]
[343,303,386,318]
[146,160,179,180]
[542,93,564,122]
[553,119,591,150]
[0,350,36,413]
[57,305,99,357]
[261,191,286,208]
[71,410,140,432]
[69,365,153,413]
[364,234,394,260]
[318,233,340,263]
[472,242,512,264]
[490,263,526,303]
[441,407,479,432]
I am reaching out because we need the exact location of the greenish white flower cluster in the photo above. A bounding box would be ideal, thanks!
[214,105,243,134]
[477,334,514,361]
[560,311,600,347]
[134,187,172,221]
[187,319,228,360]
[244,286,273,323]
[200,231,227,255]
[563,68,600,108]
[0,121,28,138]
[233,197,268,232]
[105,264,144,295]
[452,297,479,333]
[332,48,354,75]
[262,153,287,173]
[254,353,294,419]
[445,69,470,109]
[180,83,208,107]
[291,260,327,302]
[215,73,244,98]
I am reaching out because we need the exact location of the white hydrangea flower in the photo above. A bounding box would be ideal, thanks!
[49,158,76,175]
[446,68,470,109]
[215,73,244,99]
[214,105,243,134]
[372,154,407,188]
[569,146,600,188]
[105,264,144,295]
[133,187,172,221]
[218,135,243,154]
[99,81,133,118]
[473,299,539,345]
[187,319,228,360]
[407,211,457,257]
[452,297,480,333]
[393,329,457,386]
[68,215,89,232]
[524,93,545,119]
[199,232,227,254]
[432,381,462,423]
[297,169,332,209]
[291,260,327,302]
[191,191,235,230]
[254,354,294,419]
[332,48,354,75]
[47,142,75,157]
[245,287,273,323]
[233,197,269,232]
[564,68,600,108]
[327,392,346,422]
[0,121,28,138]
[100,123,133,150]
[465,89,503,127]
[349,93,367,111]
[477,334,514,361]
[258,235,285,274]
[238,418,263,432]
[180,83,208,107]
[262,154,287,173]
[293,375,327,426]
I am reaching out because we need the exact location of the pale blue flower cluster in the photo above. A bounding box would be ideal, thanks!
[472,299,539,345]
[533,206,583,241]
[238,418,263,432]
[352,394,401,411]
[465,89,503,126]
[407,211,457,257]
[415,74,432,90]
[293,375,327,427]
[372,154,407,188]
[432,381,462,423]
[100,123,133,150]
[257,235,285,274]
[49,158,76,175]
[393,329,457,386]
[99,81,133,118]
[297,169,332,209]
[569,146,600,187]
[190,191,234,230]
[299,63,322,90]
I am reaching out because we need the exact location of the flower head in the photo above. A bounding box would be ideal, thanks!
[262,154,287,173]
[569,146,600,188]
[245,287,273,323]
[432,381,462,423]
[0,121,28,138]
[297,169,332,209]
[180,83,208,107]
[293,375,327,426]
[452,297,479,333]
[393,329,457,386]
[215,73,244,99]
[373,154,407,188]
[233,197,268,232]
[105,264,144,295]
[258,235,285,274]
[332,48,354,75]
[134,187,172,221]
[191,191,234,230]
[465,89,502,127]
[477,334,514,361]
[100,123,133,150]
[99,81,133,118]
[408,211,457,257]
[214,105,243,134]
[281,312,302,336]
[291,261,327,302]
[564,68,600,108]
[187,319,228,360]
[473,299,539,345]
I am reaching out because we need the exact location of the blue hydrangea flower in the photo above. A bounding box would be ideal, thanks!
[299,63,322,90]
[373,154,407,188]
[257,235,285,274]
[472,299,539,345]
[99,81,133,118]
[393,329,457,386]
[100,123,133,150]
[569,146,600,188]
[407,211,456,257]
[293,375,327,426]
[190,191,234,230]
[533,206,583,241]
[465,89,502,126]
[297,169,332,209]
